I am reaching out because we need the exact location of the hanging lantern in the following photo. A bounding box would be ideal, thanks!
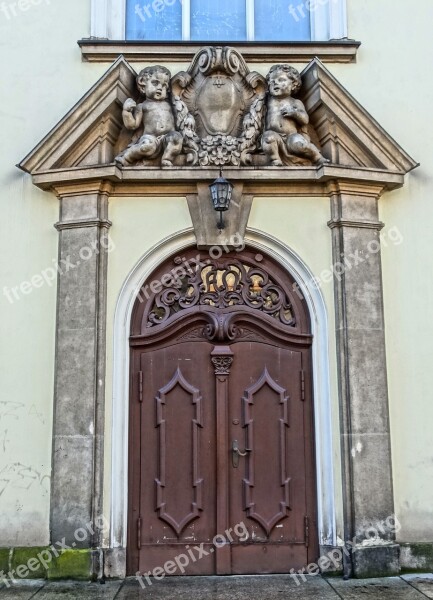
[209,169,233,230]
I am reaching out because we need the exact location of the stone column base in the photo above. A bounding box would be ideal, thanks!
[0,543,409,581]
[352,544,400,578]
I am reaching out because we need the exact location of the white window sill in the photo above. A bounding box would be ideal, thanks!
[78,39,360,64]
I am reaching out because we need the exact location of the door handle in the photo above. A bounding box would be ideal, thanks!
[232,439,251,468]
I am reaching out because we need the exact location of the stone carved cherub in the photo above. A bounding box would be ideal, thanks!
[115,66,183,167]
[262,64,328,166]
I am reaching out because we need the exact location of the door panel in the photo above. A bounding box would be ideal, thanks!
[129,341,217,575]
[228,342,310,573]
[155,367,203,537]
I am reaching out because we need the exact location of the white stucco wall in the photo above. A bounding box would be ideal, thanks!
[1,0,432,547]
[330,0,433,544]
[0,0,106,546]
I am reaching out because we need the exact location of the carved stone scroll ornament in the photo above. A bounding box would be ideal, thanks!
[171,46,267,167]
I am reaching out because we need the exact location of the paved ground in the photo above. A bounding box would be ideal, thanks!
[1,575,433,599]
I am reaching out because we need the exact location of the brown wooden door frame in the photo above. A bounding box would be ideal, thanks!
[127,247,318,575]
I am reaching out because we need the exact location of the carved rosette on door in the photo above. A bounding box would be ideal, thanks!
[128,247,317,575]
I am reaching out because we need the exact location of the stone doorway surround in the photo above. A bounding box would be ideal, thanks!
[110,227,336,576]
[18,51,418,579]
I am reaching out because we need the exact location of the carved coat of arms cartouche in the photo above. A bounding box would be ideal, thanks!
[115,46,328,169]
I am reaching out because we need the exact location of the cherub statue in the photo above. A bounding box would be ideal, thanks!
[262,64,328,166]
[115,66,183,167]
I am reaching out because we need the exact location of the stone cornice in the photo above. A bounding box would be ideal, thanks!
[78,39,361,64]
[31,164,406,195]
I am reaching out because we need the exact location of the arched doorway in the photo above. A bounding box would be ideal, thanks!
[127,246,318,575]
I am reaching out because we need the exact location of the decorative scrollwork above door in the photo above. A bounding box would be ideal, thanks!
[147,258,296,328]
[130,248,312,343]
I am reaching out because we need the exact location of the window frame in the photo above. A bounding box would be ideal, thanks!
[91,0,348,42]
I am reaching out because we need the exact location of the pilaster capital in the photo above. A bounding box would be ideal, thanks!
[327,180,386,228]
[326,180,386,201]
[210,346,234,376]
[53,180,113,230]
[52,181,114,200]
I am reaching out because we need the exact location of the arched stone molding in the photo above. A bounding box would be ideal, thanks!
[109,227,337,571]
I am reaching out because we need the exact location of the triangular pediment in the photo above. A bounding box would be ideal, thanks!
[19,56,137,174]
[300,59,417,174]
[19,53,417,178]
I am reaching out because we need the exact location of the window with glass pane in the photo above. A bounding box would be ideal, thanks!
[255,0,311,41]
[191,0,246,41]
[126,0,182,41]
[126,0,312,42]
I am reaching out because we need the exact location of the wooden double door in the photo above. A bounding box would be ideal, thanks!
[127,249,318,575]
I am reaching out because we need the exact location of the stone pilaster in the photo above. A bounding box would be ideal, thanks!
[51,183,112,549]
[328,182,399,578]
